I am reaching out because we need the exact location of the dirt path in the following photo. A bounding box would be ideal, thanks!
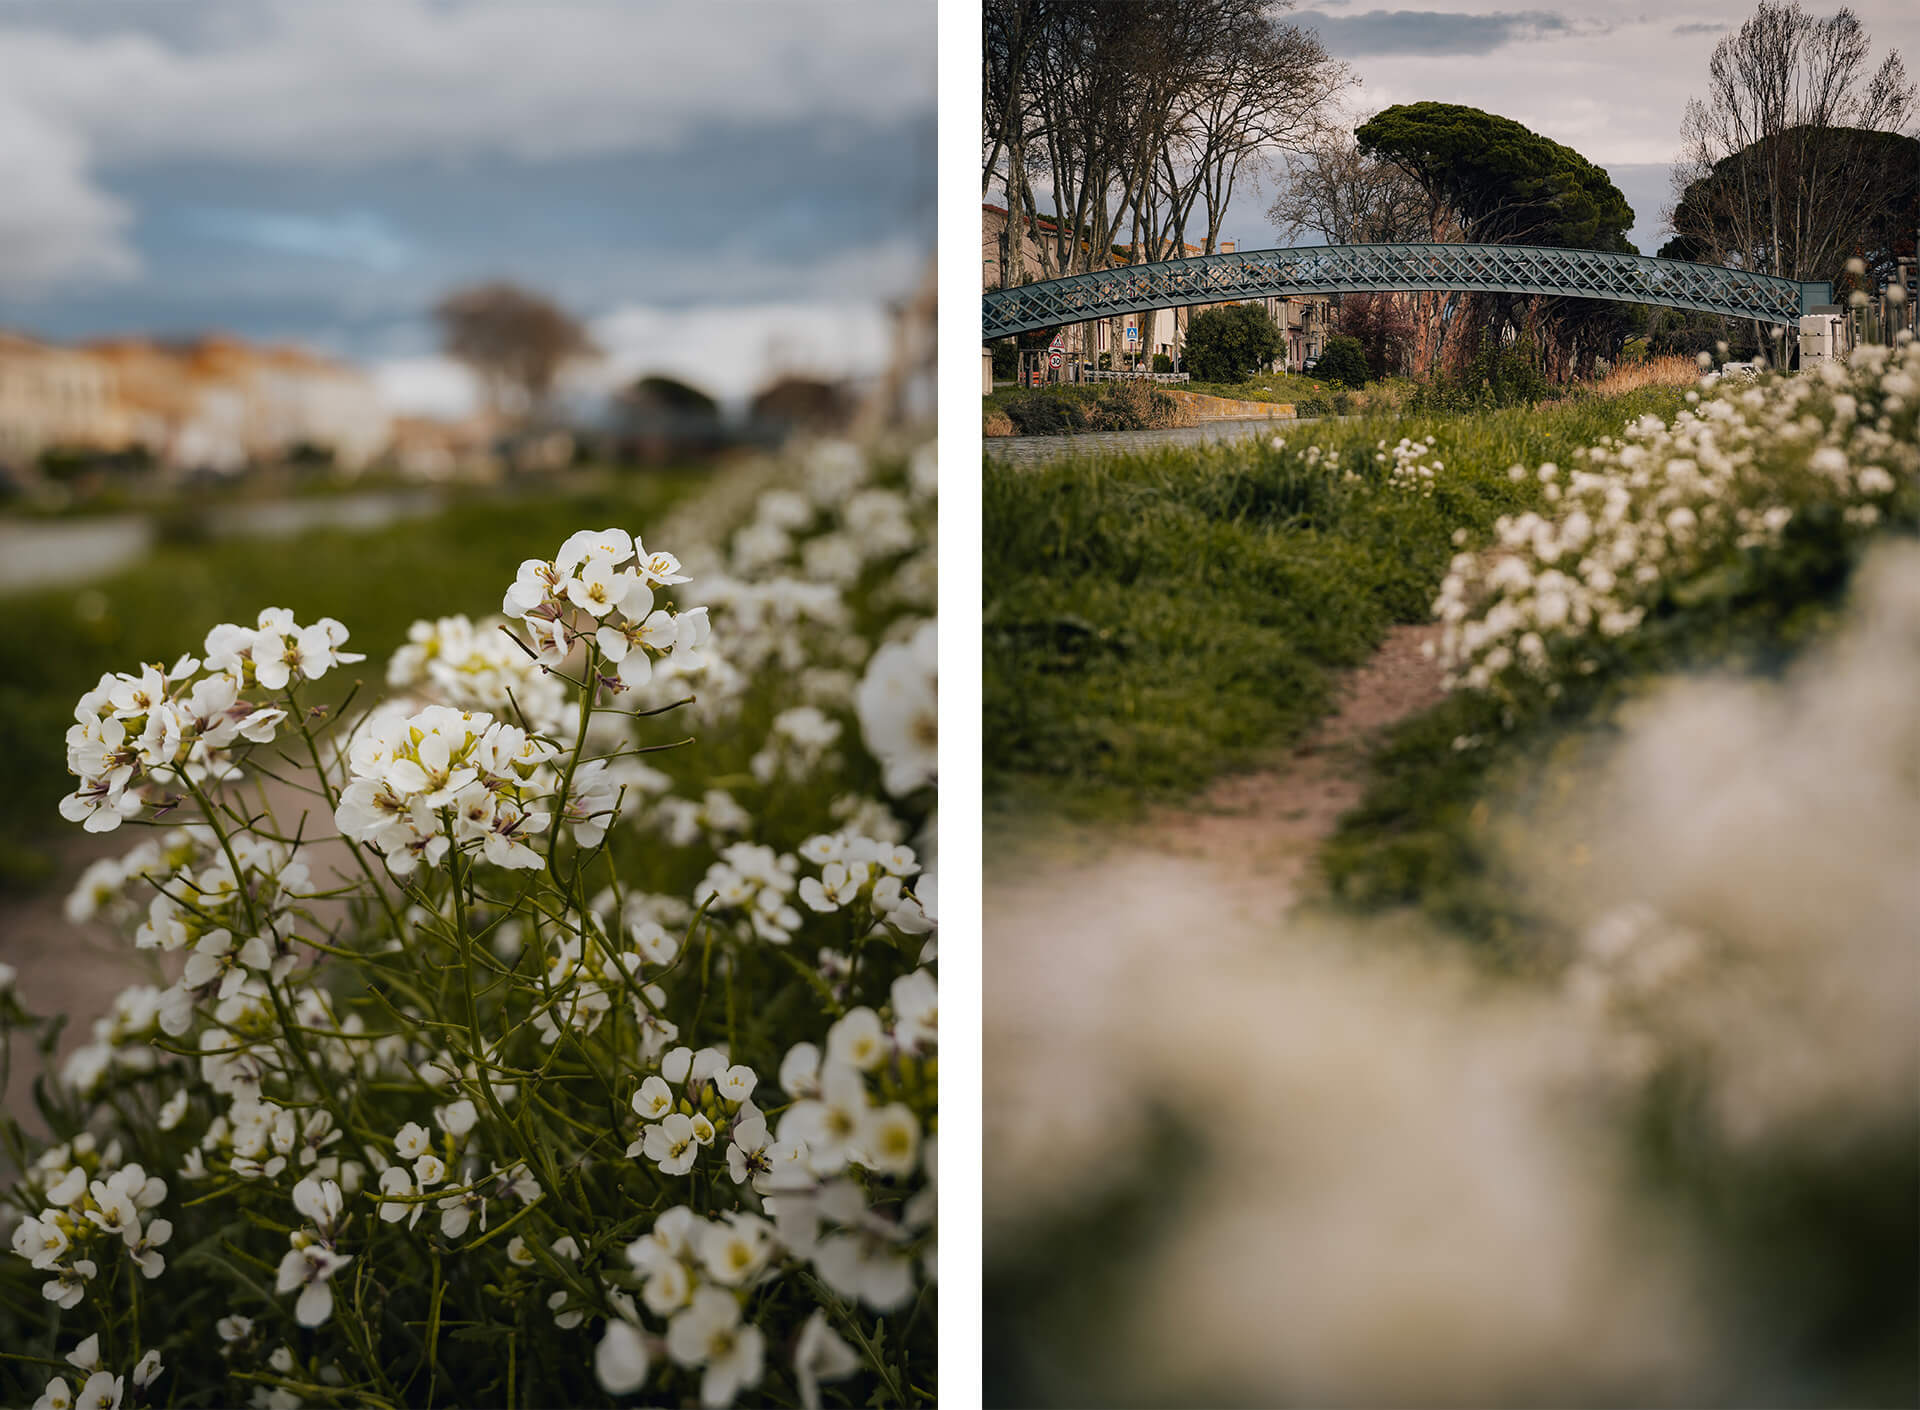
[985,625,1446,1218]
[0,771,357,1125]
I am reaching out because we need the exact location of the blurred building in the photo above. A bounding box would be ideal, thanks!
[0,333,120,468]
[0,330,392,477]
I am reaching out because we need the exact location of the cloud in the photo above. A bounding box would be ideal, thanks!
[1672,22,1729,36]
[0,95,137,296]
[1293,8,1575,56]
[0,1,933,168]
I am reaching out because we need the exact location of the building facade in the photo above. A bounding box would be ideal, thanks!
[0,332,392,475]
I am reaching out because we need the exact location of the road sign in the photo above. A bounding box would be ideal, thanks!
[1049,332,1065,351]
[1048,349,1063,369]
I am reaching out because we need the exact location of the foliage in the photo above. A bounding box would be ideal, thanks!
[621,377,718,418]
[1411,335,1552,411]
[1663,126,1919,286]
[1333,293,1416,379]
[983,388,1688,811]
[1181,303,1285,383]
[1355,101,1635,251]
[1313,336,1370,389]
[1151,353,1173,375]
[1269,125,1428,246]
[433,283,596,419]
[1671,1,1915,284]
[990,340,1020,380]
[0,439,939,1408]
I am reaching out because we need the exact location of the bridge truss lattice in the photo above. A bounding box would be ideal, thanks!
[982,242,1832,341]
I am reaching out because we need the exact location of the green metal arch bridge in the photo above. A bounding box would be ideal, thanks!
[982,242,1832,341]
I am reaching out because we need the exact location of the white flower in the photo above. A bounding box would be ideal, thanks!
[890,969,936,1053]
[291,1176,343,1237]
[700,1214,774,1286]
[74,1374,123,1410]
[825,1008,888,1071]
[595,1317,651,1396]
[127,1219,171,1278]
[33,1376,74,1410]
[813,1230,915,1311]
[778,1062,871,1173]
[547,1288,585,1330]
[666,1286,766,1408]
[157,1090,190,1131]
[42,1259,96,1309]
[641,1258,692,1317]
[394,1121,432,1160]
[131,1351,163,1392]
[631,1075,674,1121]
[780,1042,822,1099]
[725,1114,775,1189]
[377,1167,422,1228]
[275,1243,352,1327]
[795,1309,862,1410]
[435,1099,478,1137]
[643,1114,700,1176]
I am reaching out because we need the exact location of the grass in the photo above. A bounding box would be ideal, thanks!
[983,388,1688,815]
[0,469,707,888]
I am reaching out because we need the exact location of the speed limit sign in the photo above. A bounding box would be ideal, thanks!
[1048,349,1062,369]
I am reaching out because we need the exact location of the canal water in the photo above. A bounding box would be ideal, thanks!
[984,416,1312,467]
[0,488,447,594]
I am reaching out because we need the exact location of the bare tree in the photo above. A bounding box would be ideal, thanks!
[1267,124,1431,246]
[1668,0,1914,283]
[433,282,596,422]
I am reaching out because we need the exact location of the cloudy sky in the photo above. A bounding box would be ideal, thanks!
[1231,0,1920,256]
[0,0,934,410]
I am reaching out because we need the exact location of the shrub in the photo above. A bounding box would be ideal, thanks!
[1088,380,1182,431]
[1315,336,1371,389]
[1151,353,1173,375]
[0,442,939,1408]
[1001,391,1090,436]
[991,339,1019,380]
[1415,337,1552,411]
[1183,304,1285,383]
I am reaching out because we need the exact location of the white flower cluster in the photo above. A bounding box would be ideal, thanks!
[695,842,803,944]
[60,608,361,832]
[335,704,560,873]
[24,437,935,1408]
[501,526,708,687]
[796,829,935,937]
[1435,340,1919,699]
[385,612,570,733]
[9,1138,172,1338]
[1379,434,1443,496]
[599,970,937,1403]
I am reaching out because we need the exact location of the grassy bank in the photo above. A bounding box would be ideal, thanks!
[0,469,705,887]
[984,388,1688,813]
